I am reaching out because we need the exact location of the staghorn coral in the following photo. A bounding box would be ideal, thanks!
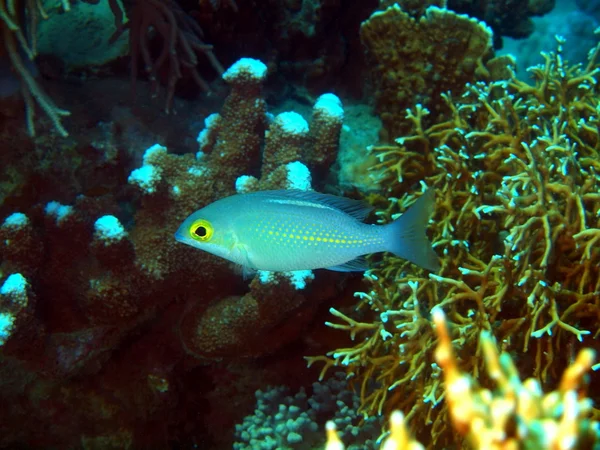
[0,273,36,348]
[0,213,43,277]
[308,35,600,446]
[0,56,345,349]
[360,4,493,140]
[234,92,344,192]
[196,58,269,192]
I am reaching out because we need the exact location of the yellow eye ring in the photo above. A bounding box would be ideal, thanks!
[189,219,213,242]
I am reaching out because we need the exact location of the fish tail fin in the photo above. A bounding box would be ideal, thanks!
[385,188,440,272]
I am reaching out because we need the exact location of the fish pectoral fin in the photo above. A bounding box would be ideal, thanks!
[326,256,369,272]
[241,265,257,280]
[231,263,256,280]
[230,242,256,272]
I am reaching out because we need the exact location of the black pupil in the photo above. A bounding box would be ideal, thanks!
[194,226,207,238]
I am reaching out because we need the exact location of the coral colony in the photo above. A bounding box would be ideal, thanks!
[1,0,600,448]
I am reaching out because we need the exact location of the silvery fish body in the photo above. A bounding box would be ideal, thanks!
[174,189,440,272]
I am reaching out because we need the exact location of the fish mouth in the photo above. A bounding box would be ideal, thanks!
[174,229,203,248]
[174,230,188,244]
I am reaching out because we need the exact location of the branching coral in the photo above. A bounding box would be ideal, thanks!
[109,0,224,113]
[234,92,344,192]
[179,272,331,360]
[197,59,344,193]
[308,35,600,446]
[433,308,599,449]
[324,309,599,449]
[0,0,70,136]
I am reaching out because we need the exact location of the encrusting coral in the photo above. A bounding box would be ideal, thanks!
[324,309,599,449]
[308,32,600,446]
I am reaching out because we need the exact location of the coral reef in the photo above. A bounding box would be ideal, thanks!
[433,308,599,449]
[2,0,600,448]
[448,0,556,47]
[324,309,599,449]
[1,0,71,136]
[360,4,493,139]
[108,0,224,112]
[378,0,557,46]
[179,271,332,359]
[0,56,345,447]
[234,372,384,449]
[308,35,600,446]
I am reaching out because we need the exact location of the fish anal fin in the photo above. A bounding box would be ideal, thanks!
[326,256,369,272]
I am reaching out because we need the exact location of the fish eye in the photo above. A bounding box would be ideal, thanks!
[189,219,213,242]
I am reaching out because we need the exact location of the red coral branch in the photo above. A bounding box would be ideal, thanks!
[110,0,224,113]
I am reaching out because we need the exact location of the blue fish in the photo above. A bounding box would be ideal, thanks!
[174,189,440,272]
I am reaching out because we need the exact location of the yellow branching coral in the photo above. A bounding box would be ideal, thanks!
[326,410,424,450]
[433,308,599,449]
[309,35,600,446]
[324,309,600,449]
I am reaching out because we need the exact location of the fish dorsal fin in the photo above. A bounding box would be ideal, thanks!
[255,190,374,222]
[326,256,369,272]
